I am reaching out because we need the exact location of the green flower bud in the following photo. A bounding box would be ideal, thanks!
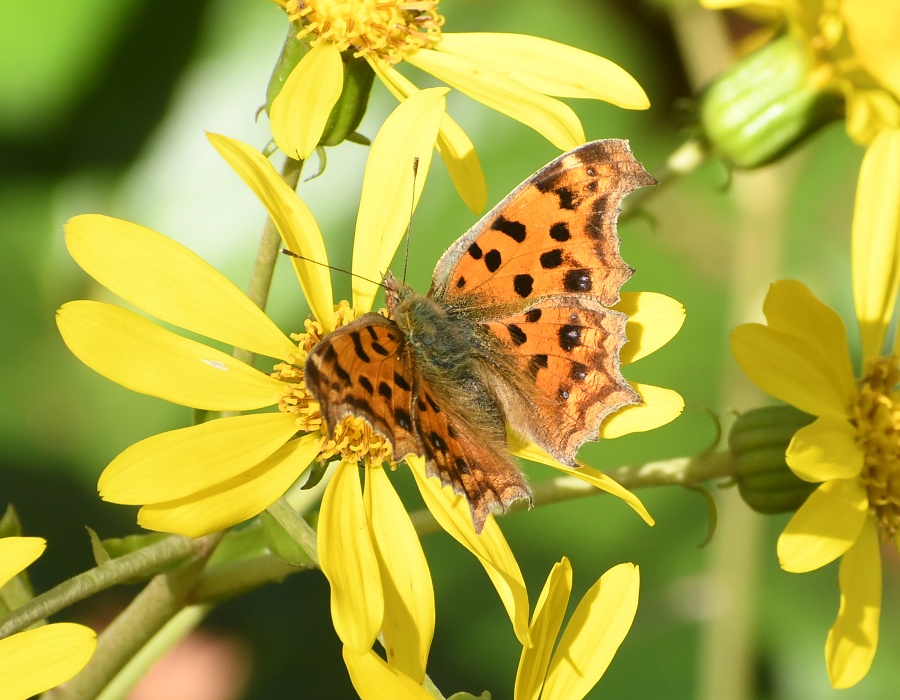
[699,34,843,168]
[265,24,375,151]
[729,405,816,513]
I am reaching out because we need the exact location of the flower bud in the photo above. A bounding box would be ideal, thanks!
[699,34,843,168]
[729,405,816,513]
[266,24,375,151]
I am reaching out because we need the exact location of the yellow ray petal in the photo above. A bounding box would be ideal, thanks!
[408,456,531,646]
[352,87,447,312]
[407,49,584,150]
[615,292,685,364]
[600,383,684,439]
[57,301,285,411]
[99,412,299,504]
[439,33,649,109]
[542,563,640,700]
[514,558,572,700]
[0,623,96,700]
[342,647,433,700]
[0,537,45,589]
[851,129,900,360]
[373,62,487,214]
[364,466,434,683]
[508,436,653,526]
[731,323,851,419]
[318,460,383,652]
[64,215,297,361]
[777,478,869,572]
[137,433,321,537]
[786,416,864,482]
[826,516,881,689]
[270,43,343,160]
[207,133,335,330]
[843,0,900,98]
[762,280,856,389]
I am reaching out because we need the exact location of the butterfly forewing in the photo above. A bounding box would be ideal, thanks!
[430,140,654,306]
[304,313,421,460]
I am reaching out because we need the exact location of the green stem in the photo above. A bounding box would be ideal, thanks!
[408,450,737,535]
[0,535,196,639]
[44,534,222,700]
[267,497,320,566]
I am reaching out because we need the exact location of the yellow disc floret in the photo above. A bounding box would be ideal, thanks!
[283,0,444,63]
[273,301,394,466]
[851,356,900,538]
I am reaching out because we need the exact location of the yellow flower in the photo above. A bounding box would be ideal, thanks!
[702,0,900,145]
[732,129,900,687]
[269,0,649,212]
[340,559,640,700]
[515,559,639,700]
[0,538,97,699]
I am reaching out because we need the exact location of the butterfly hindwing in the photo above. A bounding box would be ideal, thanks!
[413,379,531,532]
[429,140,655,307]
[482,297,641,465]
[304,313,421,461]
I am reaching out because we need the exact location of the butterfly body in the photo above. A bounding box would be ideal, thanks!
[306,140,655,531]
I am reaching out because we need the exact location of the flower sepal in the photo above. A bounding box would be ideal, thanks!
[699,33,844,168]
[729,405,817,513]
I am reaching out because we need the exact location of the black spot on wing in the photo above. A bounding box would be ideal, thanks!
[378,382,393,401]
[349,331,370,363]
[468,242,483,259]
[559,325,582,352]
[563,269,592,292]
[359,375,374,394]
[555,186,577,210]
[550,222,570,241]
[529,354,548,375]
[394,372,412,392]
[569,361,588,381]
[371,342,391,356]
[525,308,542,323]
[395,408,413,432]
[485,249,502,273]
[492,215,527,243]
[507,324,527,346]
[513,274,534,298]
[540,249,563,269]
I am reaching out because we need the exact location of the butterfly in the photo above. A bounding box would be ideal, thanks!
[304,139,655,532]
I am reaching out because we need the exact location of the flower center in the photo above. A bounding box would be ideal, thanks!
[283,0,443,63]
[850,356,900,538]
[273,301,394,466]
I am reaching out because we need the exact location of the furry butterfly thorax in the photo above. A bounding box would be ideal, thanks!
[305,139,655,532]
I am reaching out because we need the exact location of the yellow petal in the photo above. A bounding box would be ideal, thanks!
[731,323,851,418]
[364,466,434,683]
[318,460,383,652]
[843,87,900,145]
[407,49,585,150]
[342,647,433,700]
[762,280,856,390]
[777,478,869,572]
[439,33,649,109]
[514,558,572,700]
[64,215,297,361]
[408,456,531,646]
[99,412,299,504]
[615,292,685,364]
[207,133,335,330]
[0,623,96,699]
[600,382,684,439]
[0,537,45,589]
[842,0,900,98]
[542,563,640,700]
[372,62,487,214]
[826,516,881,689]
[851,129,900,360]
[786,416,865,482]
[57,301,285,411]
[508,437,653,526]
[138,434,321,537]
[351,87,447,312]
[270,43,343,160]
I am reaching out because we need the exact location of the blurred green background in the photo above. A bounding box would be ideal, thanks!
[1,0,896,698]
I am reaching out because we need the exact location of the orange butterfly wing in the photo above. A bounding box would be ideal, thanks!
[428,139,652,465]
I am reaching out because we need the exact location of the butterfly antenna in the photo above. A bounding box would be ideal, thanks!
[401,156,419,284]
[280,249,384,289]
